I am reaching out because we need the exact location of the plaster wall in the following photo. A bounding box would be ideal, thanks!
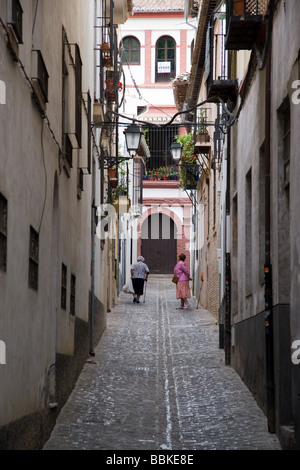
[229,1,300,446]
[230,66,266,325]
[0,0,96,428]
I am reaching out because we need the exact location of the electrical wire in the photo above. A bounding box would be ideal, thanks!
[38,119,47,234]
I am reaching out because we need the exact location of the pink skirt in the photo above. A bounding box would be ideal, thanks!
[176,280,191,300]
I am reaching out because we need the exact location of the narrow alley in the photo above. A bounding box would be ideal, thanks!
[43,276,281,452]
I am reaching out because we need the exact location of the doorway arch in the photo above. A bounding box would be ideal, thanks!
[141,212,177,274]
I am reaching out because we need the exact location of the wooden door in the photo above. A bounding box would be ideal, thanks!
[141,213,177,274]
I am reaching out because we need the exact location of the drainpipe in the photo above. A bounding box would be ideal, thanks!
[224,40,233,365]
[90,198,96,356]
[264,32,275,433]
[224,125,231,366]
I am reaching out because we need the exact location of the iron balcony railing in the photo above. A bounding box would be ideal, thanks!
[225,0,268,50]
[206,19,238,103]
[226,0,268,17]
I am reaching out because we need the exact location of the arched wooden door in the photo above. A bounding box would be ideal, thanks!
[141,213,177,274]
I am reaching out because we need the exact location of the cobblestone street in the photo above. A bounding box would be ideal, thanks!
[43,276,281,451]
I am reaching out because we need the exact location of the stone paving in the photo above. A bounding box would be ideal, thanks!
[43,276,281,451]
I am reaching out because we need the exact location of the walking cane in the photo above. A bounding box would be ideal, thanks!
[143,278,147,303]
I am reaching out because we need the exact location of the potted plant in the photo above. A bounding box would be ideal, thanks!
[168,167,179,180]
[179,164,199,189]
[108,167,117,179]
[112,181,128,201]
[174,133,200,189]
[112,181,130,213]
[100,42,112,67]
[196,106,210,144]
[105,77,115,101]
[175,132,195,160]
[148,168,158,180]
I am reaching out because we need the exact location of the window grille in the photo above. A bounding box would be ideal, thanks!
[155,36,176,83]
[64,133,73,168]
[29,226,39,291]
[70,274,76,316]
[75,44,82,148]
[145,124,179,170]
[32,49,49,103]
[9,0,23,43]
[0,194,8,272]
[61,264,67,310]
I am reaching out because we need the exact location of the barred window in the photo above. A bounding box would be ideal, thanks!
[61,263,67,310]
[70,274,76,316]
[75,44,82,148]
[9,0,23,44]
[29,226,39,290]
[155,36,176,83]
[0,194,8,272]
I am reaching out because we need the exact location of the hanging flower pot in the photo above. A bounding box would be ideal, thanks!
[109,178,118,188]
[113,196,130,214]
[180,164,199,189]
[108,168,117,179]
[105,77,116,102]
[196,131,210,144]
[100,42,112,67]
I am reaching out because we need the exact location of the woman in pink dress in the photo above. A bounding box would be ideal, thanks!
[173,253,192,309]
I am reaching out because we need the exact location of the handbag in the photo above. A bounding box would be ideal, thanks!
[172,275,179,284]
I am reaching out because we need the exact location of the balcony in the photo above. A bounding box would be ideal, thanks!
[225,0,268,50]
[206,26,238,105]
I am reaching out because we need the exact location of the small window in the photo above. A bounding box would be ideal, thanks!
[64,133,73,168]
[61,263,67,310]
[191,39,194,62]
[8,0,23,44]
[0,194,8,272]
[31,49,49,107]
[282,103,290,190]
[70,274,76,316]
[75,44,82,148]
[29,226,39,290]
[121,36,140,65]
[155,36,176,82]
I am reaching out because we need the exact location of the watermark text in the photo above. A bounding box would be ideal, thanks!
[0,80,5,104]
[291,340,300,365]
[291,80,300,105]
[0,340,6,365]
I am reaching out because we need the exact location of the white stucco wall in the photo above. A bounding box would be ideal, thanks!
[0,0,96,425]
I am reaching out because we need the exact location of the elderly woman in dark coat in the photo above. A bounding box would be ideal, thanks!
[130,256,150,303]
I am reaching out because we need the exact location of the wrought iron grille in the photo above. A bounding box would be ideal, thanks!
[29,226,39,291]
[61,264,67,310]
[64,134,73,167]
[70,274,76,316]
[0,193,7,272]
[10,0,23,43]
[144,124,179,170]
[228,0,268,16]
[32,50,49,102]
